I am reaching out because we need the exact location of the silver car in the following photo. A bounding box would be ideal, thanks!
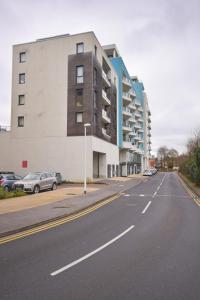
[13,172,57,194]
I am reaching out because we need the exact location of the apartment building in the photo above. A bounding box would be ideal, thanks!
[0,32,151,181]
[103,45,151,175]
[0,32,119,181]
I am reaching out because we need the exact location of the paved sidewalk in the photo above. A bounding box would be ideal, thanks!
[0,176,144,237]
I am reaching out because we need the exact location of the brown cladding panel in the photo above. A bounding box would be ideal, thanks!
[67,52,117,145]
[67,52,93,136]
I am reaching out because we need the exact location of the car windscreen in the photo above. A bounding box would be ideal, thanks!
[23,173,41,180]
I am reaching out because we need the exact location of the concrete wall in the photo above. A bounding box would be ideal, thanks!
[0,134,119,181]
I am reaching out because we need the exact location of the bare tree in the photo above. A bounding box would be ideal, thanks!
[187,128,200,154]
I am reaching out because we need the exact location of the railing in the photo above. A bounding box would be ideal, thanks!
[102,70,111,86]
[122,92,131,99]
[102,128,111,138]
[122,77,131,86]
[0,125,11,132]
[123,107,131,114]
[102,90,111,105]
[102,109,111,123]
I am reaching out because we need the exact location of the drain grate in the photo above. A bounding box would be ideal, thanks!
[53,206,70,209]
[66,193,76,195]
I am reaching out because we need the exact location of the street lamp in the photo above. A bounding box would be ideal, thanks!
[84,123,91,194]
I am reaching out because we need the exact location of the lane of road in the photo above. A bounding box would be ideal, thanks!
[0,172,200,300]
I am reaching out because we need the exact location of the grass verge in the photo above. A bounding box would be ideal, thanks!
[0,187,26,200]
[178,172,200,197]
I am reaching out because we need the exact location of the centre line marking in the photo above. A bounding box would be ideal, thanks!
[50,225,135,276]
[142,201,152,214]
[152,174,166,198]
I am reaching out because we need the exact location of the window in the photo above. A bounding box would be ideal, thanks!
[18,95,25,105]
[94,113,97,125]
[75,89,83,107]
[94,45,97,56]
[94,68,97,85]
[18,116,24,127]
[93,90,97,109]
[19,73,25,84]
[76,112,83,123]
[76,66,84,84]
[76,43,84,54]
[19,52,26,63]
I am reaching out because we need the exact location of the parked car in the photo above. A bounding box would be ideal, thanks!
[13,172,57,194]
[49,172,62,185]
[143,170,153,176]
[0,171,15,175]
[150,168,157,175]
[0,174,22,192]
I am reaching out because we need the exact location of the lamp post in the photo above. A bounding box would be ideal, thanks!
[84,123,91,194]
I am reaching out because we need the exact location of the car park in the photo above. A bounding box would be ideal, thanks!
[13,172,57,194]
[49,172,62,185]
[0,174,22,192]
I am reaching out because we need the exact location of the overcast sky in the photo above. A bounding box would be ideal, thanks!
[0,0,199,155]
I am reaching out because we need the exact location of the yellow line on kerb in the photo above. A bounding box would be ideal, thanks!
[0,194,120,245]
[179,176,200,207]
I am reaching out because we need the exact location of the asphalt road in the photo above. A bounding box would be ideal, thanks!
[1,172,200,300]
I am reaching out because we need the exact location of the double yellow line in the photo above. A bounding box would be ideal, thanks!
[0,194,121,245]
[179,176,200,207]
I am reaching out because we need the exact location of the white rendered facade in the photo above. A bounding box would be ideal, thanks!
[0,32,119,181]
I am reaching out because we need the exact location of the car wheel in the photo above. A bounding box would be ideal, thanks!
[4,186,9,192]
[52,183,57,191]
[33,185,40,194]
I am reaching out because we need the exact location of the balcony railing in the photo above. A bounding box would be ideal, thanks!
[122,92,132,105]
[129,103,136,111]
[102,70,111,87]
[102,128,111,140]
[134,112,141,118]
[122,124,132,132]
[102,109,111,124]
[122,77,132,87]
[130,89,136,98]
[122,107,132,119]
[102,90,111,106]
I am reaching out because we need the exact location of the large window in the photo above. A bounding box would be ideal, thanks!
[19,73,25,84]
[76,112,83,123]
[18,116,24,127]
[93,90,97,109]
[76,43,84,54]
[94,68,97,85]
[75,89,83,107]
[19,52,26,63]
[76,66,84,84]
[18,95,25,105]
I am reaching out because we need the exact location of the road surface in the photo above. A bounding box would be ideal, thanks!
[0,172,200,300]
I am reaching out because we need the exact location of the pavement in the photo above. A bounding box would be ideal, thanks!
[0,175,144,237]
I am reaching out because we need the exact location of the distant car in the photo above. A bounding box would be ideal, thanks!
[150,168,157,175]
[13,172,57,194]
[0,174,22,192]
[143,170,153,176]
[49,172,62,185]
